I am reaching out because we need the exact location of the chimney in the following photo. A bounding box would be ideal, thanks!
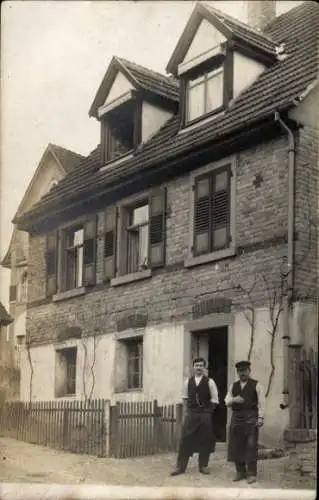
[246,1,276,32]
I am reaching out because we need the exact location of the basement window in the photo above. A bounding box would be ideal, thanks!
[55,347,77,397]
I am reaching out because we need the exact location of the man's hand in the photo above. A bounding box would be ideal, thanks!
[256,417,264,428]
[232,395,245,404]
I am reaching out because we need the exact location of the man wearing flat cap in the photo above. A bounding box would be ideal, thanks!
[225,360,265,484]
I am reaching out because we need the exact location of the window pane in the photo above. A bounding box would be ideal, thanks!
[197,178,210,198]
[133,204,149,225]
[187,82,204,122]
[74,228,84,246]
[76,246,83,287]
[213,227,227,249]
[215,170,228,191]
[206,69,224,113]
[127,230,139,274]
[195,232,209,253]
[139,225,149,268]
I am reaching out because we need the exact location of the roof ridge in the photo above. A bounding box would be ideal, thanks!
[116,56,179,87]
[202,2,279,46]
[49,143,85,158]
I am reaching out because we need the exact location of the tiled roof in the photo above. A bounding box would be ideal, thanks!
[49,144,85,173]
[203,3,279,56]
[16,1,319,227]
[117,57,180,102]
[0,302,12,326]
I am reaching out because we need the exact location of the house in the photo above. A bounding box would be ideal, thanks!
[13,1,318,447]
[0,302,15,401]
[1,143,84,397]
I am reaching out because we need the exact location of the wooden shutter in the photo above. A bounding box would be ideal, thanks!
[104,206,117,281]
[149,187,166,269]
[100,121,108,164]
[193,174,211,256]
[211,166,231,251]
[9,285,17,302]
[45,230,58,297]
[83,216,97,287]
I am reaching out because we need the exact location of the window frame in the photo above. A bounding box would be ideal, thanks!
[55,346,77,398]
[63,225,85,292]
[185,156,236,268]
[100,95,142,166]
[126,337,143,391]
[181,47,233,128]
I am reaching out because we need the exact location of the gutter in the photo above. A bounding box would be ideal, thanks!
[274,111,296,409]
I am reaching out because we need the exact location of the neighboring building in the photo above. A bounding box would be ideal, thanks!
[1,144,84,396]
[13,1,318,447]
[0,302,15,400]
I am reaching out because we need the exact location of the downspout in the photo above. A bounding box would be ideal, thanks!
[274,111,295,409]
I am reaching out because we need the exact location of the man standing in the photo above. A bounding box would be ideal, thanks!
[170,357,219,476]
[225,360,265,484]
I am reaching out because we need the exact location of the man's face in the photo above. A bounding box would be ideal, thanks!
[237,367,250,381]
[193,362,205,376]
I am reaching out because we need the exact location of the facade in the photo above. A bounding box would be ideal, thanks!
[14,1,318,447]
[0,302,15,400]
[1,144,84,396]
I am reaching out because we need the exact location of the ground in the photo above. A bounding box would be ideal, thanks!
[0,437,316,490]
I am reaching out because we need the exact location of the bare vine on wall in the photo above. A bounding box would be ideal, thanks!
[233,276,258,362]
[25,338,34,405]
[80,327,98,401]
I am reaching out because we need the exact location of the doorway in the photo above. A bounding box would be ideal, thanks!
[207,326,228,442]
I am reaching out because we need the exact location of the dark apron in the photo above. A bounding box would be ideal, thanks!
[227,410,258,463]
[179,409,216,458]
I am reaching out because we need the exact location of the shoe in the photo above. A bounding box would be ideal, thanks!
[247,476,257,484]
[199,467,210,475]
[170,469,185,476]
[233,473,247,482]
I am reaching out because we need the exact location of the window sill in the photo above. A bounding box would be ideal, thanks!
[184,247,236,268]
[53,287,86,302]
[100,152,133,172]
[111,269,152,287]
[114,388,143,394]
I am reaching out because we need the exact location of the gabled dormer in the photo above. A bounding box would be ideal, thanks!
[89,57,179,167]
[166,2,281,128]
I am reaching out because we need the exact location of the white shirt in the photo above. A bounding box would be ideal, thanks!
[224,380,265,419]
[182,375,219,404]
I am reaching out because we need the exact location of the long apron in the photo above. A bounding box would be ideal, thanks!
[179,409,216,458]
[227,410,258,463]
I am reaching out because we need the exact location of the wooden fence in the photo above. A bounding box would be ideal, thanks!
[0,398,183,459]
[0,399,107,457]
[299,347,318,430]
[109,400,183,458]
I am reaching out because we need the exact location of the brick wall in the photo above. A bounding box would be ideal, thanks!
[26,136,292,345]
[294,125,318,301]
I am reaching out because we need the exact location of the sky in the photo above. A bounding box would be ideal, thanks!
[0,0,302,306]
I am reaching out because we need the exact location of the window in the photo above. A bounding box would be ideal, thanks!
[125,201,149,274]
[186,67,224,123]
[64,227,84,290]
[189,162,235,262]
[9,285,17,303]
[126,338,143,390]
[101,99,141,164]
[17,271,28,303]
[55,347,77,397]
[104,188,166,283]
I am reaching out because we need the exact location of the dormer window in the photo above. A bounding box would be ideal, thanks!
[182,53,232,127]
[100,98,141,165]
[186,66,224,123]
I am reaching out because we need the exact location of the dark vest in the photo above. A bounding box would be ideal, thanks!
[187,376,211,411]
[231,378,258,412]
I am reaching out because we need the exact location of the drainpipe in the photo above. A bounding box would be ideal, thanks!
[274,111,295,410]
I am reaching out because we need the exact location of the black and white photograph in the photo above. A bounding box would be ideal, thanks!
[0,1,317,499]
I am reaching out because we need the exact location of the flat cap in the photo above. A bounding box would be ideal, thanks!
[235,360,251,369]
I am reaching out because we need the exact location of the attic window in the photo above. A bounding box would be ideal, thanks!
[101,99,141,164]
[182,50,233,127]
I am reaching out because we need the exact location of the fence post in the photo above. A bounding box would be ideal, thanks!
[109,403,120,458]
[153,400,162,454]
[62,403,70,450]
[103,400,111,458]
[176,403,183,446]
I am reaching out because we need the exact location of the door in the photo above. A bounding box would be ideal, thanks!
[208,326,228,442]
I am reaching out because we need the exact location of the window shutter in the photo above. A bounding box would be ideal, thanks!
[100,121,108,164]
[45,230,58,297]
[211,166,231,250]
[9,285,17,302]
[149,187,166,269]
[193,174,211,256]
[104,206,117,281]
[83,216,97,287]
